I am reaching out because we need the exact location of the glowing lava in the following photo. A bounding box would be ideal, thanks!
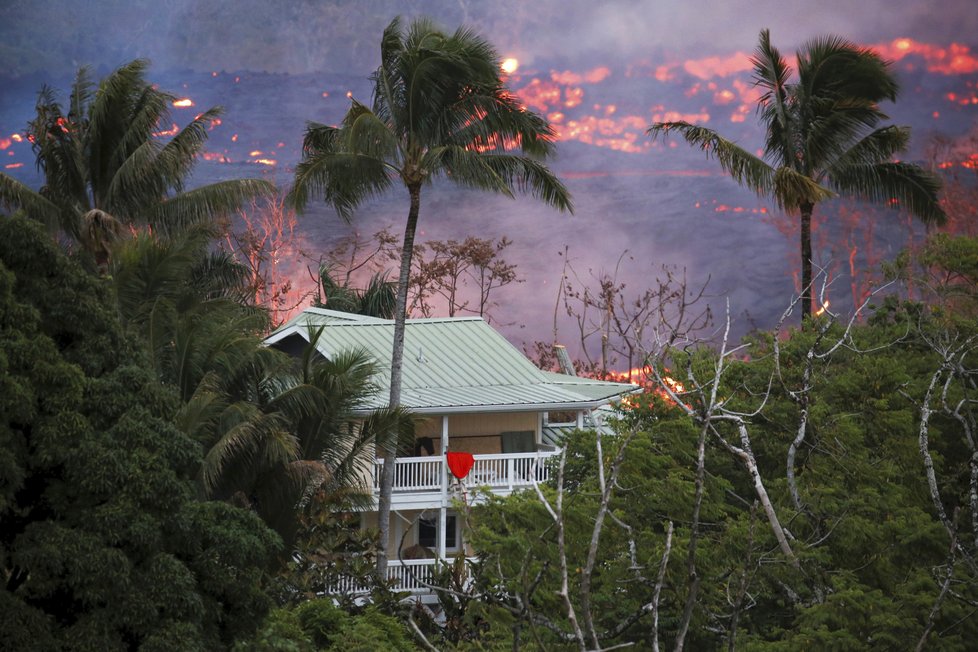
[501,57,519,75]
[172,98,194,108]
[152,123,179,138]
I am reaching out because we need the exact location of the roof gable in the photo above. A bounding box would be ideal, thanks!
[266,309,637,413]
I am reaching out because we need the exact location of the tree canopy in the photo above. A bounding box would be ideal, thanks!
[0,215,280,650]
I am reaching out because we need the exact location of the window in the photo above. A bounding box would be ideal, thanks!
[417,514,458,550]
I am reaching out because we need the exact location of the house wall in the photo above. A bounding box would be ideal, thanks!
[362,509,472,558]
[413,411,540,455]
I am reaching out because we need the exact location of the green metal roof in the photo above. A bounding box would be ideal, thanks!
[266,308,637,413]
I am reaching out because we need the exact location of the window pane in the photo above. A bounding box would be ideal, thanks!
[418,518,436,547]
[445,515,457,549]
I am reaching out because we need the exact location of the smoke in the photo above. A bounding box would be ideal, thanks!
[2,0,975,77]
[2,1,975,349]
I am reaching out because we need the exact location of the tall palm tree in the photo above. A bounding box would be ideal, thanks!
[0,59,273,268]
[287,16,573,576]
[649,29,945,318]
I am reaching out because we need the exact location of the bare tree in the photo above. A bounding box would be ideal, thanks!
[409,236,521,321]
[225,196,312,325]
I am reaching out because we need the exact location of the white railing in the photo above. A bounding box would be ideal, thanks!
[388,558,439,592]
[374,450,558,493]
[467,451,557,489]
[325,558,474,595]
[373,456,442,492]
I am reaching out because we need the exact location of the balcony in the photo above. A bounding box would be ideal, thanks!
[327,558,476,597]
[372,451,558,507]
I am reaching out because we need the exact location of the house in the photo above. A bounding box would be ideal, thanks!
[265,308,638,597]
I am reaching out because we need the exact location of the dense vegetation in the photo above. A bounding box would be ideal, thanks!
[0,216,280,649]
[2,15,977,651]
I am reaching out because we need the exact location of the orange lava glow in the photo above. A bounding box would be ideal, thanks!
[709,203,768,215]
[684,52,754,79]
[4,163,23,169]
[875,37,978,75]
[554,114,650,153]
[604,366,688,408]
[0,138,10,150]
[252,158,277,166]
[172,98,194,108]
[202,151,231,163]
[551,66,611,85]
[501,57,519,74]
[152,123,179,138]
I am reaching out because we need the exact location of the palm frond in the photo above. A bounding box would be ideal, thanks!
[107,105,225,219]
[176,375,227,443]
[68,66,94,123]
[103,138,165,219]
[287,139,393,218]
[360,272,397,318]
[361,406,417,457]
[88,59,153,202]
[828,161,945,225]
[752,28,792,114]
[433,146,573,212]
[28,92,89,220]
[803,98,890,171]
[108,84,173,187]
[199,408,299,497]
[772,166,834,210]
[342,101,401,162]
[151,179,275,235]
[822,125,910,177]
[188,248,254,303]
[0,172,62,229]
[797,34,898,103]
[443,89,557,158]
[649,121,775,195]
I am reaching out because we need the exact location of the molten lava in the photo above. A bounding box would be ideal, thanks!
[152,123,180,138]
[501,57,519,75]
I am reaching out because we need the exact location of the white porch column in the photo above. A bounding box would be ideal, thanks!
[576,410,584,429]
[438,415,449,559]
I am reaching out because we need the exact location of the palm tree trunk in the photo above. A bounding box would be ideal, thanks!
[800,202,814,320]
[376,183,421,580]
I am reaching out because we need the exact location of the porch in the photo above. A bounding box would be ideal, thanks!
[327,557,477,597]
[373,450,559,499]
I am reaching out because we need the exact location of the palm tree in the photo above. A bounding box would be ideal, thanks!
[649,29,945,318]
[316,264,398,318]
[287,16,573,576]
[0,59,273,268]
[112,232,413,544]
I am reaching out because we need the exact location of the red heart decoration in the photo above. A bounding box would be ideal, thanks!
[446,451,475,479]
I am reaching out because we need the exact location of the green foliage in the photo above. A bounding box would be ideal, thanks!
[465,266,978,648]
[316,265,397,318]
[0,215,280,650]
[0,59,273,269]
[239,600,417,652]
